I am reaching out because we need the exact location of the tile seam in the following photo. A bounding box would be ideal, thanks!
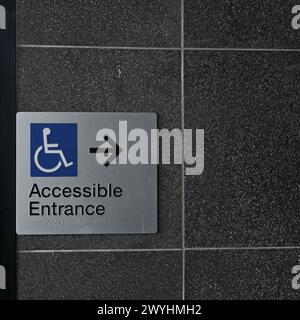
[181,0,185,301]
[17,247,300,254]
[17,45,300,52]
[186,246,300,251]
[17,44,180,50]
[18,249,182,253]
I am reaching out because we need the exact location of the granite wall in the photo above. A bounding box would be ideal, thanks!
[16,0,299,299]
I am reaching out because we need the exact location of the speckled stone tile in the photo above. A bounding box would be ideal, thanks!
[17,48,182,249]
[185,0,300,48]
[185,51,300,247]
[17,48,180,128]
[17,251,182,299]
[17,0,181,47]
[185,249,300,300]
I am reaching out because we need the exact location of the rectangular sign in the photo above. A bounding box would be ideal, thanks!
[16,112,157,235]
[0,0,16,300]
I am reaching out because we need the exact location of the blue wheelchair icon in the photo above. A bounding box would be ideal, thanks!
[31,124,78,177]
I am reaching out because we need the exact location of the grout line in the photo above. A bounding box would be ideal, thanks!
[186,246,300,251]
[17,44,180,51]
[184,47,300,52]
[18,248,182,254]
[17,44,300,52]
[181,0,185,302]
[17,246,300,254]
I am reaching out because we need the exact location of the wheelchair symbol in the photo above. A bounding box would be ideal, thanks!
[34,128,74,173]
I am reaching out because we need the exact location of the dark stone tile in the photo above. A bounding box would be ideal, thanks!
[17,0,180,47]
[185,0,300,48]
[17,48,180,128]
[185,51,299,247]
[17,47,182,249]
[18,251,182,299]
[185,249,300,300]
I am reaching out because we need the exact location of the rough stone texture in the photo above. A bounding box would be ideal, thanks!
[185,249,300,300]
[185,0,300,48]
[17,0,181,47]
[18,251,182,300]
[185,51,300,247]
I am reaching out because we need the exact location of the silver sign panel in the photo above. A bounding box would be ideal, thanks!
[16,112,157,235]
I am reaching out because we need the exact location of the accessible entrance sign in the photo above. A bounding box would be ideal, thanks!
[0,0,16,300]
[16,112,157,235]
